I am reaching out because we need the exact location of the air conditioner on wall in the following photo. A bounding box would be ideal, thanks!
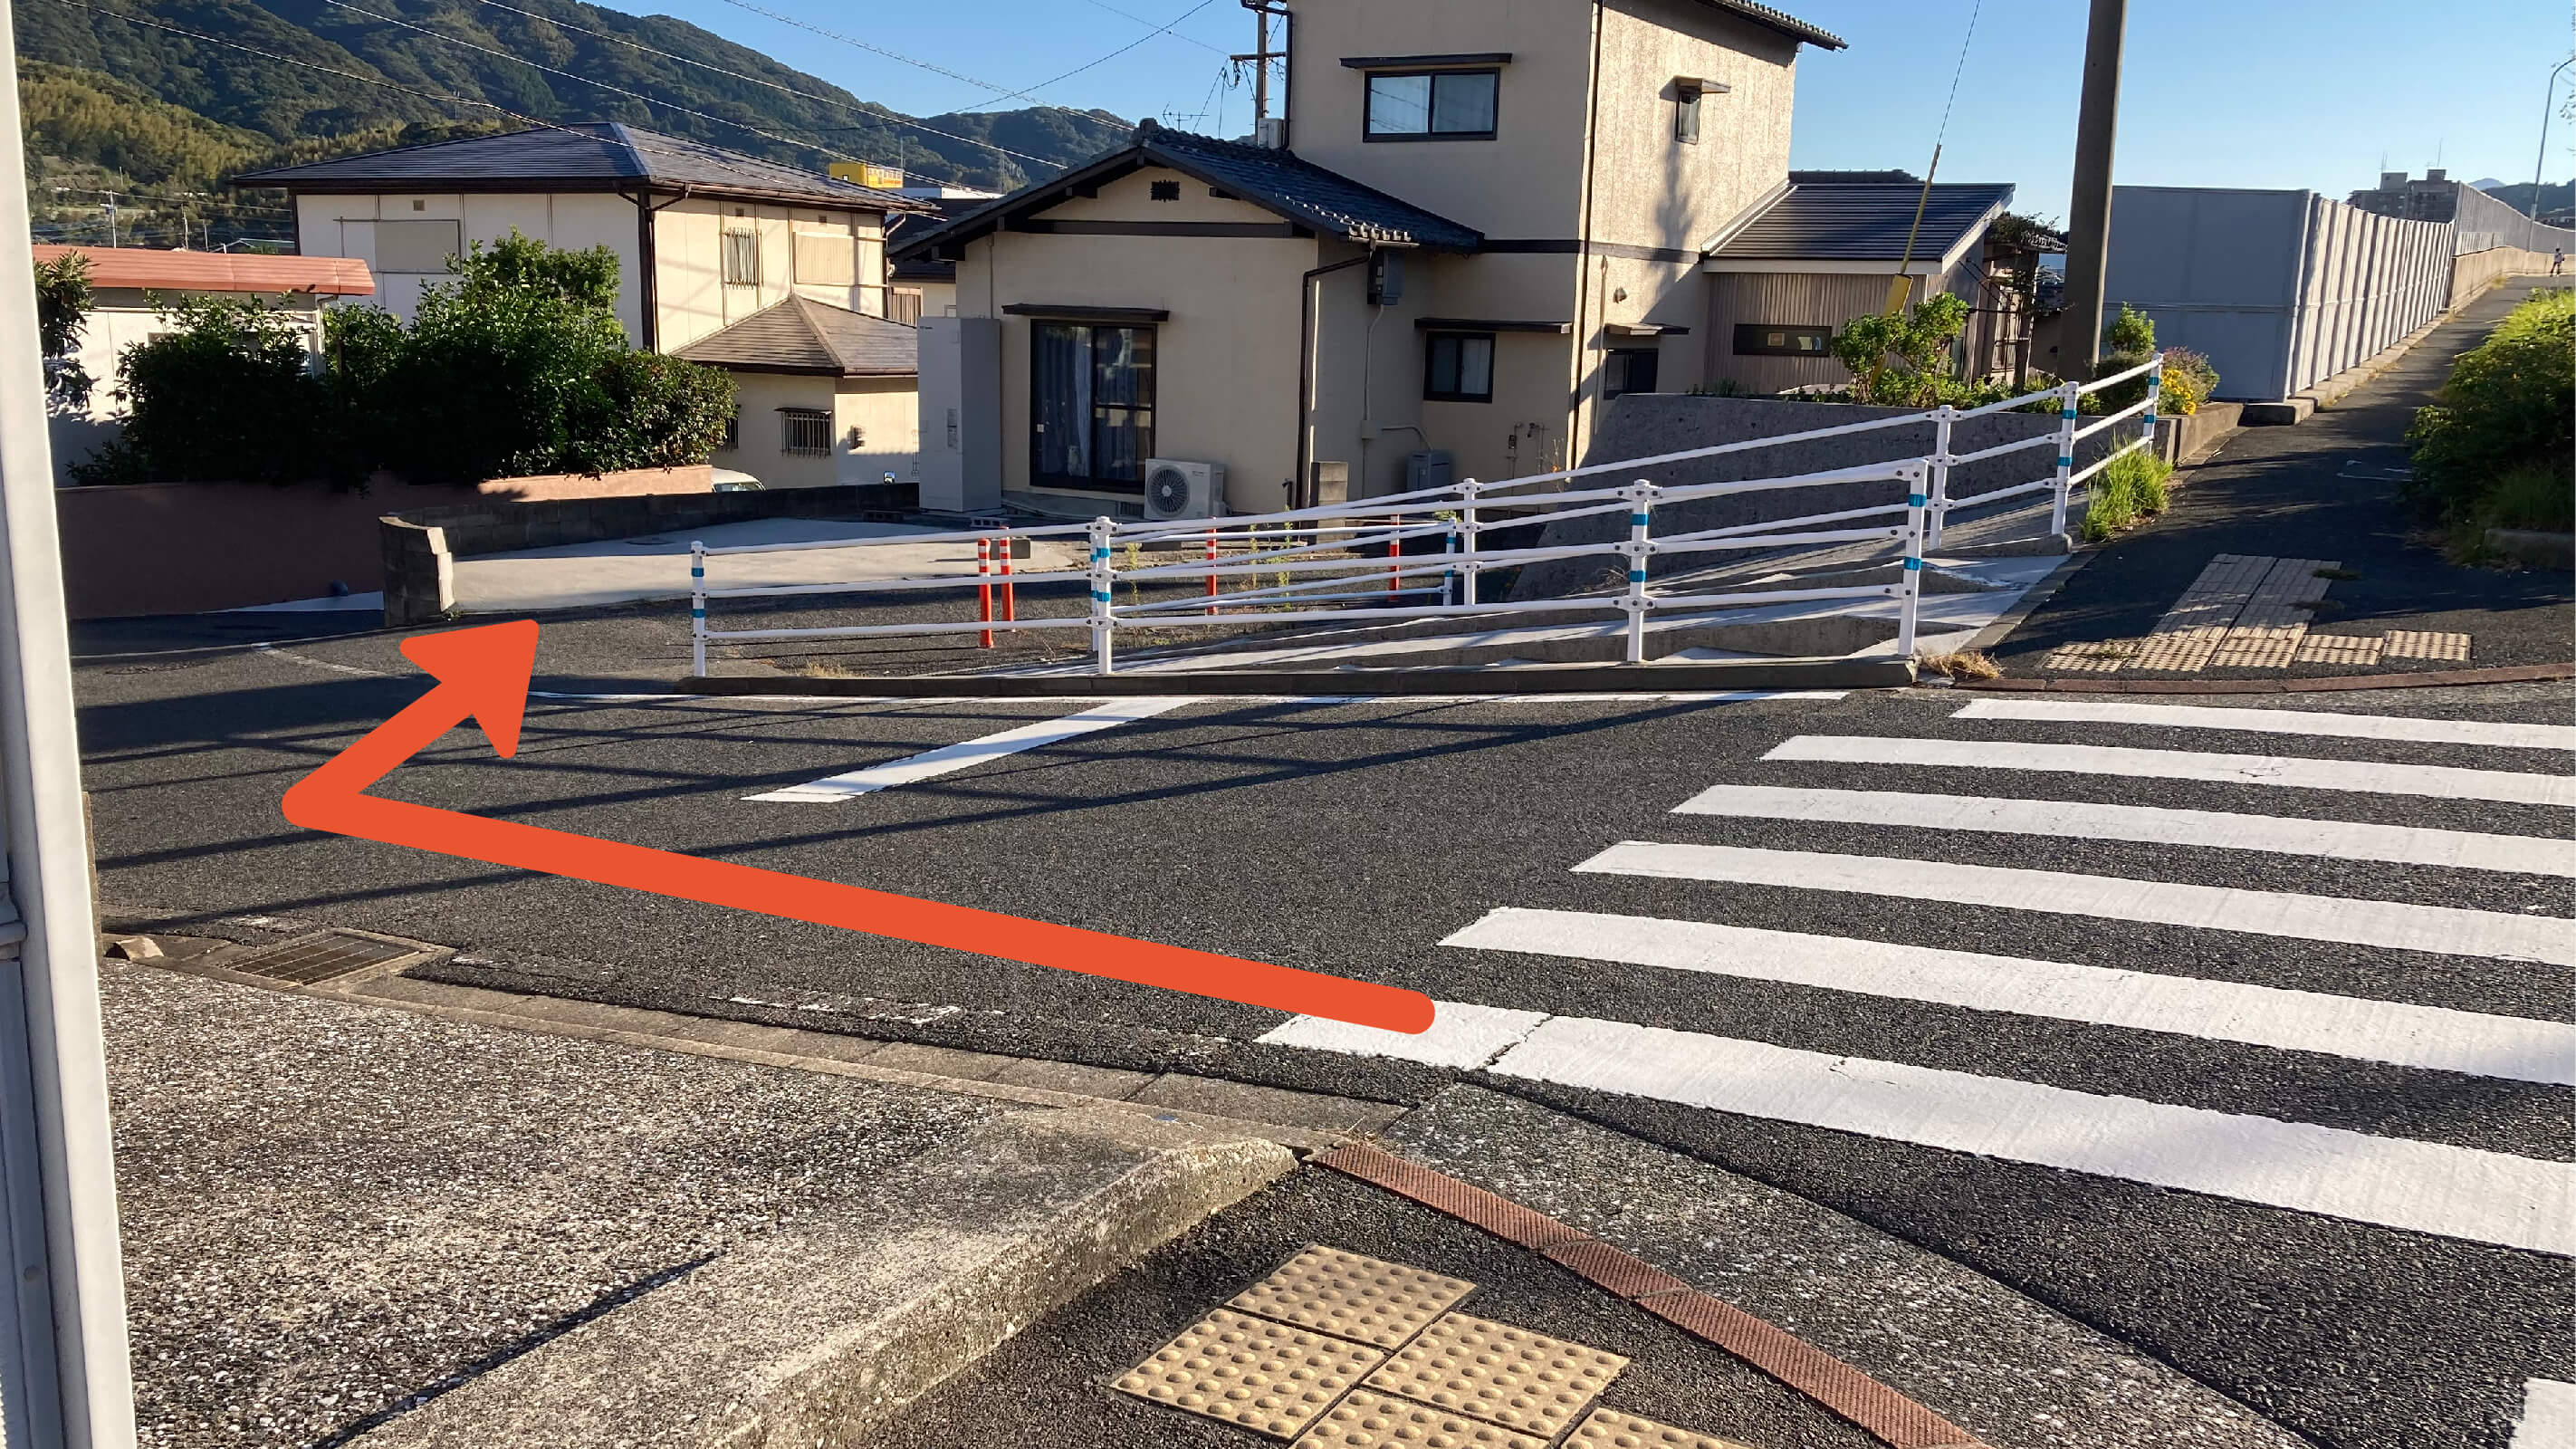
[1144,459,1227,521]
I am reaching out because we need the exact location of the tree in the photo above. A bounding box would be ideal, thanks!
[1830,293,1971,408]
[70,293,322,484]
[34,251,94,411]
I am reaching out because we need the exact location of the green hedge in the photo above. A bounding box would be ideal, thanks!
[2404,290,2573,529]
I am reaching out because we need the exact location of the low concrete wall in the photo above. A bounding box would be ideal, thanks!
[2450,247,2556,307]
[2158,401,2241,465]
[380,482,920,626]
[54,465,718,619]
[1510,396,2131,600]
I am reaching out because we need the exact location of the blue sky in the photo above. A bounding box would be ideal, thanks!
[650,0,2573,218]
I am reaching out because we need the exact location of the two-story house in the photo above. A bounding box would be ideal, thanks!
[896,0,2023,519]
[237,122,931,353]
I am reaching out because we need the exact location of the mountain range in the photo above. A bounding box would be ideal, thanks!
[14,0,1132,244]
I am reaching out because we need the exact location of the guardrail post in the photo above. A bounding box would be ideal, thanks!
[1622,479,1654,665]
[1458,479,1481,608]
[1204,526,1219,615]
[976,535,994,648]
[2143,350,2163,447]
[1087,517,1115,675]
[2048,380,2081,537]
[1927,404,1957,550]
[1386,513,1403,599]
[1898,463,1927,659]
[1000,534,1016,624]
[689,540,707,677]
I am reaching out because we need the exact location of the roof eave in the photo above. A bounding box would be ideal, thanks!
[1696,0,1845,49]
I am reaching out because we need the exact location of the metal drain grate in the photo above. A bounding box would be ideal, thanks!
[221,931,424,985]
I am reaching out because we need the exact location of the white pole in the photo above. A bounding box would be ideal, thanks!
[1927,404,1956,550]
[1897,463,1927,659]
[2048,379,2080,537]
[1623,480,1653,666]
[688,541,707,677]
[0,9,139,1442]
[1087,517,1115,675]
[1458,478,1480,608]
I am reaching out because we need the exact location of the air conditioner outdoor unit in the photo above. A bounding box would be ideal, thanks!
[1144,458,1226,521]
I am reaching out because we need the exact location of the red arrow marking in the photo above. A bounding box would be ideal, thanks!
[281,620,1435,1034]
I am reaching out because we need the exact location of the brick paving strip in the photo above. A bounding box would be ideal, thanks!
[1961,661,2571,695]
[1312,1141,1993,1449]
[2041,552,2486,679]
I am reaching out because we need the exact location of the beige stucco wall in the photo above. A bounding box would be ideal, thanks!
[715,371,838,489]
[295,191,643,338]
[835,376,921,485]
[953,167,1311,513]
[652,198,886,353]
[1284,0,1589,240]
[1590,0,1797,254]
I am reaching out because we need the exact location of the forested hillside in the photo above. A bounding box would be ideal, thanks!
[15,0,1127,245]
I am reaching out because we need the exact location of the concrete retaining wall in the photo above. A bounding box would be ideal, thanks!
[1508,395,2131,601]
[380,482,920,626]
[2451,247,2558,306]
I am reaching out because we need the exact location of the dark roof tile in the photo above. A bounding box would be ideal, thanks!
[1711,181,2016,263]
[237,123,923,211]
[672,294,917,375]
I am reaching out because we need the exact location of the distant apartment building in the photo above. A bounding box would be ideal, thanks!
[2346,168,2461,224]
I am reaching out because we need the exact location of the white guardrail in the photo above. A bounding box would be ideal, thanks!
[687,355,2164,677]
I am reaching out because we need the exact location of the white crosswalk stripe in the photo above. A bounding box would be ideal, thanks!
[743,696,1197,801]
[1575,840,2576,965]
[1441,907,2576,1085]
[1952,698,2576,752]
[1259,705,2576,1255]
[1670,782,2575,876]
[1765,734,2576,807]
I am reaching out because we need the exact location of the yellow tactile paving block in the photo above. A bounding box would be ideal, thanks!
[2043,639,2135,673]
[2208,624,2308,669]
[1566,1407,1755,1448]
[1232,1246,1479,1350]
[1364,1312,1627,1438]
[2384,630,2470,662]
[1115,1307,1386,1439]
[2296,633,2386,667]
[2127,623,2229,673]
[1291,1388,1550,1449]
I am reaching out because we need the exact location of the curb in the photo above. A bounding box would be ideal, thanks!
[1316,1141,1992,1449]
[1967,661,2573,694]
[676,657,1918,696]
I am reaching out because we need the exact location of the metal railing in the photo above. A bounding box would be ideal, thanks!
[687,356,2163,677]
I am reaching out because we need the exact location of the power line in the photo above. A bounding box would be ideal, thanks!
[461,0,1065,166]
[707,0,1022,102]
[1077,0,1228,54]
[965,0,1221,114]
[43,185,295,214]
[1934,0,1985,147]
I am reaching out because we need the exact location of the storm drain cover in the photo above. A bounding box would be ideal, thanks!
[221,931,424,985]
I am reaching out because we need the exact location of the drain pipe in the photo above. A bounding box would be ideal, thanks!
[1295,253,1370,511]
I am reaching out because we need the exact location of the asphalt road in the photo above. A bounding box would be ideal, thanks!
[74,630,2575,1449]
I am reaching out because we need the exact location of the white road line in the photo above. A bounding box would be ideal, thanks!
[1671,783,2576,877]
[1575,841,2576,966]
[742,696,1198,801]
[1258,1000,1550,1069]
[1766,735,2576,809]
[2513,1380,2576,1449]
[1441,907,2576,1086]
[1955,698,2576,752]
[1483,1016,2576,1256]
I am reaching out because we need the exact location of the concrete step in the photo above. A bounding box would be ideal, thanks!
[353,1108,1294,1449]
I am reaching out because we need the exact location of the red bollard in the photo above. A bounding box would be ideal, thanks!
[976,536,994,648]
[1205,527,1220,615]
[999,536,1016,624]
[1387,513,1403,599]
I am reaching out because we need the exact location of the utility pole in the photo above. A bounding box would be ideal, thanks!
[2057,0,2125,379]
[1232,0,1288,145]
[2534,57,2572,221]
[0,6,141,1447]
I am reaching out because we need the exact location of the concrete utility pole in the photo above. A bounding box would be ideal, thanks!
[2534,57,2572,220]
[2057,0,2126,379]
[0,6,142,1447]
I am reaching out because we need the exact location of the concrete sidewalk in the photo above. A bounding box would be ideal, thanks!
[1990,275,2573,680]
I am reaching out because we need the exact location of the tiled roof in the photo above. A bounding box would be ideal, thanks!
[235,123,925,212]
[1709,181,2016,263]
[1696,0,1845,49]
[31,245,375,295]
[891,121,1482,259]
[672,294,917,375]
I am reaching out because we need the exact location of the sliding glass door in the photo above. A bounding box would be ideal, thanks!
[1032,322,1155,491]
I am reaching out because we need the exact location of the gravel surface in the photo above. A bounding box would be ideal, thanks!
[101,962,1003,1449]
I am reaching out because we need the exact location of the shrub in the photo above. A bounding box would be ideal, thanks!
[71,293,323,485]
[1830,293,1972,407]
[2404,290,2574,523]
[2159,348,2219,416]
[2080,446,2175,543]
[34,252,94,411]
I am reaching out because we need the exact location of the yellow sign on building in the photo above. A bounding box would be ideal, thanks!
[829,161,905,190]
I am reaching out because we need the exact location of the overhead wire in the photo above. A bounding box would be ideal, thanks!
[962,0,1221,113]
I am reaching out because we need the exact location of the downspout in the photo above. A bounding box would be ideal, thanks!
[628,185,692,351]
[1567,0,1606,473]
[1296,252,1370,510]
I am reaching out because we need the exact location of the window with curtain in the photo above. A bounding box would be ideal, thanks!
[1365,71,1499,139]
[1032,322,1155,490]
[1423,332,1495,402]
[723,229,761,286]
[1604,348,1660,398]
